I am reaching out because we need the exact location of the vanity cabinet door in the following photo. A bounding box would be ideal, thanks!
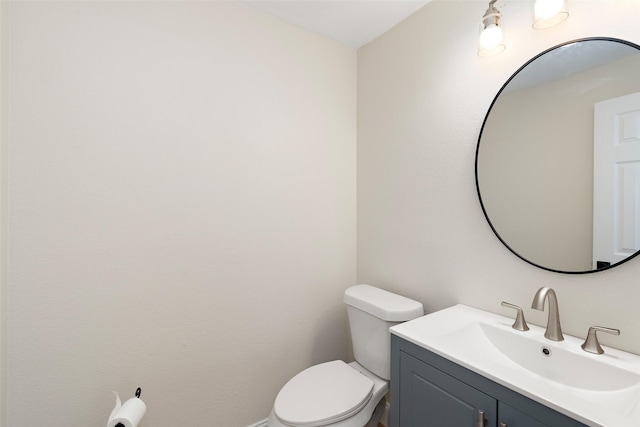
[399,352,497,426]
[391,336,587,427]
[499,402,550,427]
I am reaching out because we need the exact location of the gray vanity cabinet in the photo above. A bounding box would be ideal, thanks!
[390,335,587,427]
[398,350,497,426]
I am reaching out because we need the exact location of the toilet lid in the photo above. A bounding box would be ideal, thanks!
[274,360,374,427]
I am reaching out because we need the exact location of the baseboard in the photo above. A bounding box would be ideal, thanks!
[247,418,268,427]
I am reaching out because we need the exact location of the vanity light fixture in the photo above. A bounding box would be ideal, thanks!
[478,0,506,57]
[533,0,569,29]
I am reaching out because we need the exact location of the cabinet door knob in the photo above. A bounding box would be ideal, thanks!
[477,409,485,427]
[500,423,507,427]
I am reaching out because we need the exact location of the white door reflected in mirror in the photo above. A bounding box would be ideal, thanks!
[593,92,640,268]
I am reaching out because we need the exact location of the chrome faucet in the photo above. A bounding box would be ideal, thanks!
[531,287,564,341]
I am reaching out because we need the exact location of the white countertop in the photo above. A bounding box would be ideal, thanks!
[390,304,640,427]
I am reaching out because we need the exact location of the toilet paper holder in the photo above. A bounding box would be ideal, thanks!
[114,388,141,427]
[114,388,140,427]
[109,387,146,427]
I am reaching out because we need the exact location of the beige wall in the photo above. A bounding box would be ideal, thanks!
[0,2,8,425]
[358,0,640,356]
[4,0,640,426]
[5,2,356,426]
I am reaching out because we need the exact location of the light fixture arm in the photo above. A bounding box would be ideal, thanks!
[482,0,501,28]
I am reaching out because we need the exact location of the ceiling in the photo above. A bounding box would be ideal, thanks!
[238,0,433,49]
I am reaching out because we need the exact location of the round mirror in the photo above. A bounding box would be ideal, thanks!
[476,37,640,274]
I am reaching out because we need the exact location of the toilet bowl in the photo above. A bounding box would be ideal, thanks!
[267,285,423,427]
[267,361,388,427]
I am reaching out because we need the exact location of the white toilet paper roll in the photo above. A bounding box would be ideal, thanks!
[107,393,147,427]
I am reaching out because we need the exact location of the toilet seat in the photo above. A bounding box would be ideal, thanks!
[273,360,374,427]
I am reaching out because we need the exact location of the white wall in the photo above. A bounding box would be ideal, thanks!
[5,2,356,426]
[358,0,640,356]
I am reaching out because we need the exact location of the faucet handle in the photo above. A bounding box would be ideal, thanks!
[581,326,620,354]
[501,301,530,332]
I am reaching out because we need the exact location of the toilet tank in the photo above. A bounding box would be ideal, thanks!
[344,284,423,380]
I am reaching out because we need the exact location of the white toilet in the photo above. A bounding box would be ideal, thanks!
[267,284,424,427]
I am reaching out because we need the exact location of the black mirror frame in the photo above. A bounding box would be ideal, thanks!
[475,37,640,274]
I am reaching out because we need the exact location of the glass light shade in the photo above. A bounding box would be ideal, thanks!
[533,0,569,29]
[478,24,505,57]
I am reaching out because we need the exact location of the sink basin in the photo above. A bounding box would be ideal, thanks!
[390,304,640,427]
[479,322,640,391]
[437,320,640,392]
